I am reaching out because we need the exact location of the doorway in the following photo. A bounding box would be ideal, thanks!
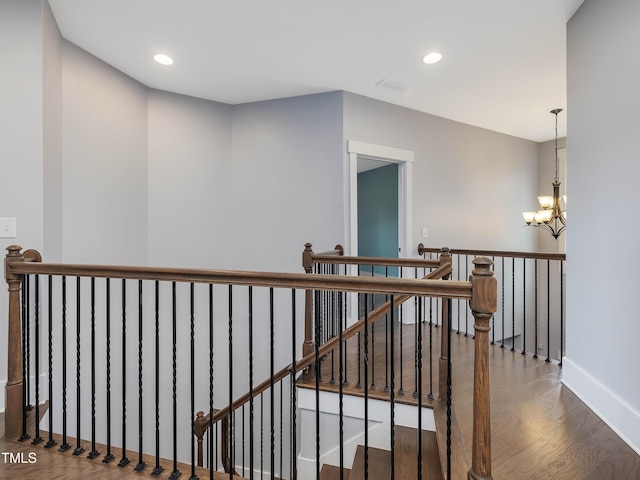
[346,140,415,323]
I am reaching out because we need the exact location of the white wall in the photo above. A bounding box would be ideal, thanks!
[343,92,540,254]
[0,0,49,413]
[564,0,640,454]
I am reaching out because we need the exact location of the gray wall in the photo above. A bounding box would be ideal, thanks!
[62,41,148,265]
[343,92,540,254]
[0,0,50,413]
[565,0,640,454]
[147,90,233,268]
[230,92,344,272]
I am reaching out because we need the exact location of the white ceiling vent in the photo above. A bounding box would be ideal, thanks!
[375,78,406,92]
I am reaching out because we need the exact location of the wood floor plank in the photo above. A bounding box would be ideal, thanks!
[349,445,390,480]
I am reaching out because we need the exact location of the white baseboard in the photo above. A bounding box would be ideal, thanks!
[562,356,640,456]
[0,374,48,414]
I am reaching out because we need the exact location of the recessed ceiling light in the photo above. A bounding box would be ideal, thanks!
[154,54,174,66]
[422,52,443,65]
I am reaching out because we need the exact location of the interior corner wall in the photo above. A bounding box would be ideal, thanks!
[230,92,345,272]
[0,0,48,413]
[61,40,148,265]
[565,0,640,454]
[342,92,539,254]
[147,90,233,268]
[42,0,63,263]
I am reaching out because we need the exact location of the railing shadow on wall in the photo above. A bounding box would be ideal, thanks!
[5,244,496,480]
[418,243,566,365]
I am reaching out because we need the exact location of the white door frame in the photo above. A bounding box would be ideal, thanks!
[345,140,415,324]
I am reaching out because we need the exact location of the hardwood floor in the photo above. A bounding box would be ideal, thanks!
[3,319,640,479]
[302,318,640,479]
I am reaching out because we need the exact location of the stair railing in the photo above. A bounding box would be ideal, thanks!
[5,244,496,480]
[419,244,566,364]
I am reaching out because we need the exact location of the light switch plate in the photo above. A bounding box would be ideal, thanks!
[0,217,17,238]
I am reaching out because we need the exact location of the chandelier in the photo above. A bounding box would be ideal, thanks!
[522,108,566,239]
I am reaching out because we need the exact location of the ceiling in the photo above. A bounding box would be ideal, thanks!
[48,0,584,142]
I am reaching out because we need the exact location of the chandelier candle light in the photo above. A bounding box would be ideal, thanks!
[522,108,566,239]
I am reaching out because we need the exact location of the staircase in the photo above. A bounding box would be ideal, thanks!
[319,426,443,480]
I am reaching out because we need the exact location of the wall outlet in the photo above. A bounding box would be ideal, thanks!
[0,217,17,238]
[422,227,428,238]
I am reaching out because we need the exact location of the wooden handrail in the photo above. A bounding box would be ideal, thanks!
[8,261,470,298]
[418,242,566,261]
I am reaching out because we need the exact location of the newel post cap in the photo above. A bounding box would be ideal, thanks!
[470,256,497,315]
[5,245,24,282]
[302,243,314,272]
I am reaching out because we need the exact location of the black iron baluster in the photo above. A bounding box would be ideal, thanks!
[136,280,146,471]
[413,299,418,398]
[546,260,551,363]
[249,286,255,480]
[533,260,539,359]
[88,277,99,458]
[384,266,389,393]
[103,278,113,461]
[169,282,180,479]
[117,279,127,465]
[511,257,516,352]
[456,254,461,334]
[560,260,564,367]
[338,290,345,480]
[342,266,349,387]
[228,285,234,480]
[242,404,246,476]
[291,289,297,480]
[465,255,469,336]
[370,270,376,391]
[32,275,43,445]
[491,256,496,345]
[500,258,505,349]
[314,289,321,480]
[45,276,56,449]
[74,277,85,456]
[59,275,69,451]
[356,266,362,389]
[522,259,527,355]
[364,294,369,479]
[19,276,30,442]
[261,394,264,478]
[279,380,283,480]
[446,298,452,480]
[398,267,404,396]
[417,297,423,480]
[153,281,163,476]
[389,295,395,480]
[270,288,275,480]
[189,284,197,479]
[209,284,214,480]
[25,275,31,413]
[428,297,434,401]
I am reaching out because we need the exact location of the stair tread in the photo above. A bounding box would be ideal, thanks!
[320,463,351,480]
[394,425,443,480]
[350,444,391,480]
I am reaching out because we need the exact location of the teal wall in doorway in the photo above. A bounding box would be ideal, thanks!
[357,163,398,276]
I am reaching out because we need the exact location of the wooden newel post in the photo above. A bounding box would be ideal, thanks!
[438,247,452,401]
[468,256,497,480]
[302,243,315,358]
[5,245,25,440]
